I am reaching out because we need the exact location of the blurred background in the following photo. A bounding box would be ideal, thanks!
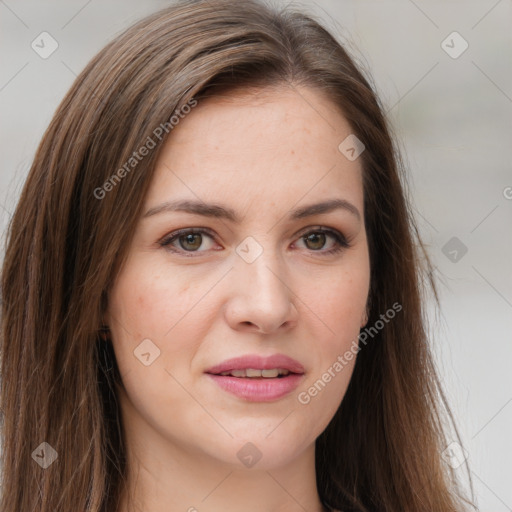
[0,0,511,509]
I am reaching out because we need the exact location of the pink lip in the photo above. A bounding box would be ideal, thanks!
[205,354,305,375]
[206,373,303,402]
[204,354,305,402]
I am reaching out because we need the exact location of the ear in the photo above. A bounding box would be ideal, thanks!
[360,309,368,329]
[361,302,370,329]
[99,308,111,341]
[361,292,371,328]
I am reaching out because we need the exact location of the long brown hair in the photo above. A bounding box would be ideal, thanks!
[0,0,476,510]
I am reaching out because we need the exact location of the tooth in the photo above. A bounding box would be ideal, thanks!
[219,368,292,378]
[245,368,262,378]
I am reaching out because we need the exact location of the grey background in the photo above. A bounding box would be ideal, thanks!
[1,0,511,510]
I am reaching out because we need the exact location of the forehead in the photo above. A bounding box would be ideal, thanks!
[146,84,364,212]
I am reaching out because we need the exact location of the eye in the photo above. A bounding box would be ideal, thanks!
[294,227,350,255]
[159,228,217,255]
[159,226,350,257]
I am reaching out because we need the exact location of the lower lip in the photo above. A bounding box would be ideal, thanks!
[206,373,304,402]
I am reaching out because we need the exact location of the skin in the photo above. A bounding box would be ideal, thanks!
[106,84,370,512]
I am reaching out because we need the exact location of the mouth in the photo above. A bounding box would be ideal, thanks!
[212,368,296,378]
[204,354,305,402]
[205,353,305,376]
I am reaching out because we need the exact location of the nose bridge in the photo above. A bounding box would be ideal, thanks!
[235,234,288,299]
[226,234,297,332]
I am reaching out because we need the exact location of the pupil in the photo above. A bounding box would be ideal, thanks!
[306,233,325,250]
[181,233,201,250]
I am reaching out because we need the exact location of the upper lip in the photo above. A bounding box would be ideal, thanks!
[205,354,305,375]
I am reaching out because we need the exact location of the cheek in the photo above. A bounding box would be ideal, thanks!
[106,263,210,422]
[107,258,225,390]
[109,260,202,340]
[307,262,370,335]
[297,258,369,402]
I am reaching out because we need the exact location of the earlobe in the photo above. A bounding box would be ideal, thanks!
[360,308,368,328]
[361,292,371,328]
[99,325,111,341]
[99,311,111,341]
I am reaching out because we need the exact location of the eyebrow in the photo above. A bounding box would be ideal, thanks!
[143,198,361,222]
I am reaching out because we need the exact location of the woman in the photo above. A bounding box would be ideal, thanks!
[0,0,476,511]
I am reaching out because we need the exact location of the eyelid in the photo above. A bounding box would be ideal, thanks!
[293,226,350,253]
[159,227,218,255]
[159,225,350,256]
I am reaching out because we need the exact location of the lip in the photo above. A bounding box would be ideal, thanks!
[204,354,305,402]
[205,354,305,375]
[206,373,303,402]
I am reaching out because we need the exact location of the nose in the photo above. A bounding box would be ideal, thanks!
[224,247,298,335]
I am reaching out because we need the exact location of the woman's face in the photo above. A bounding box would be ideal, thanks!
[106,85,370,471]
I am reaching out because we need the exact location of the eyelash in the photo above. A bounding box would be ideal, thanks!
[159,226,350,257]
